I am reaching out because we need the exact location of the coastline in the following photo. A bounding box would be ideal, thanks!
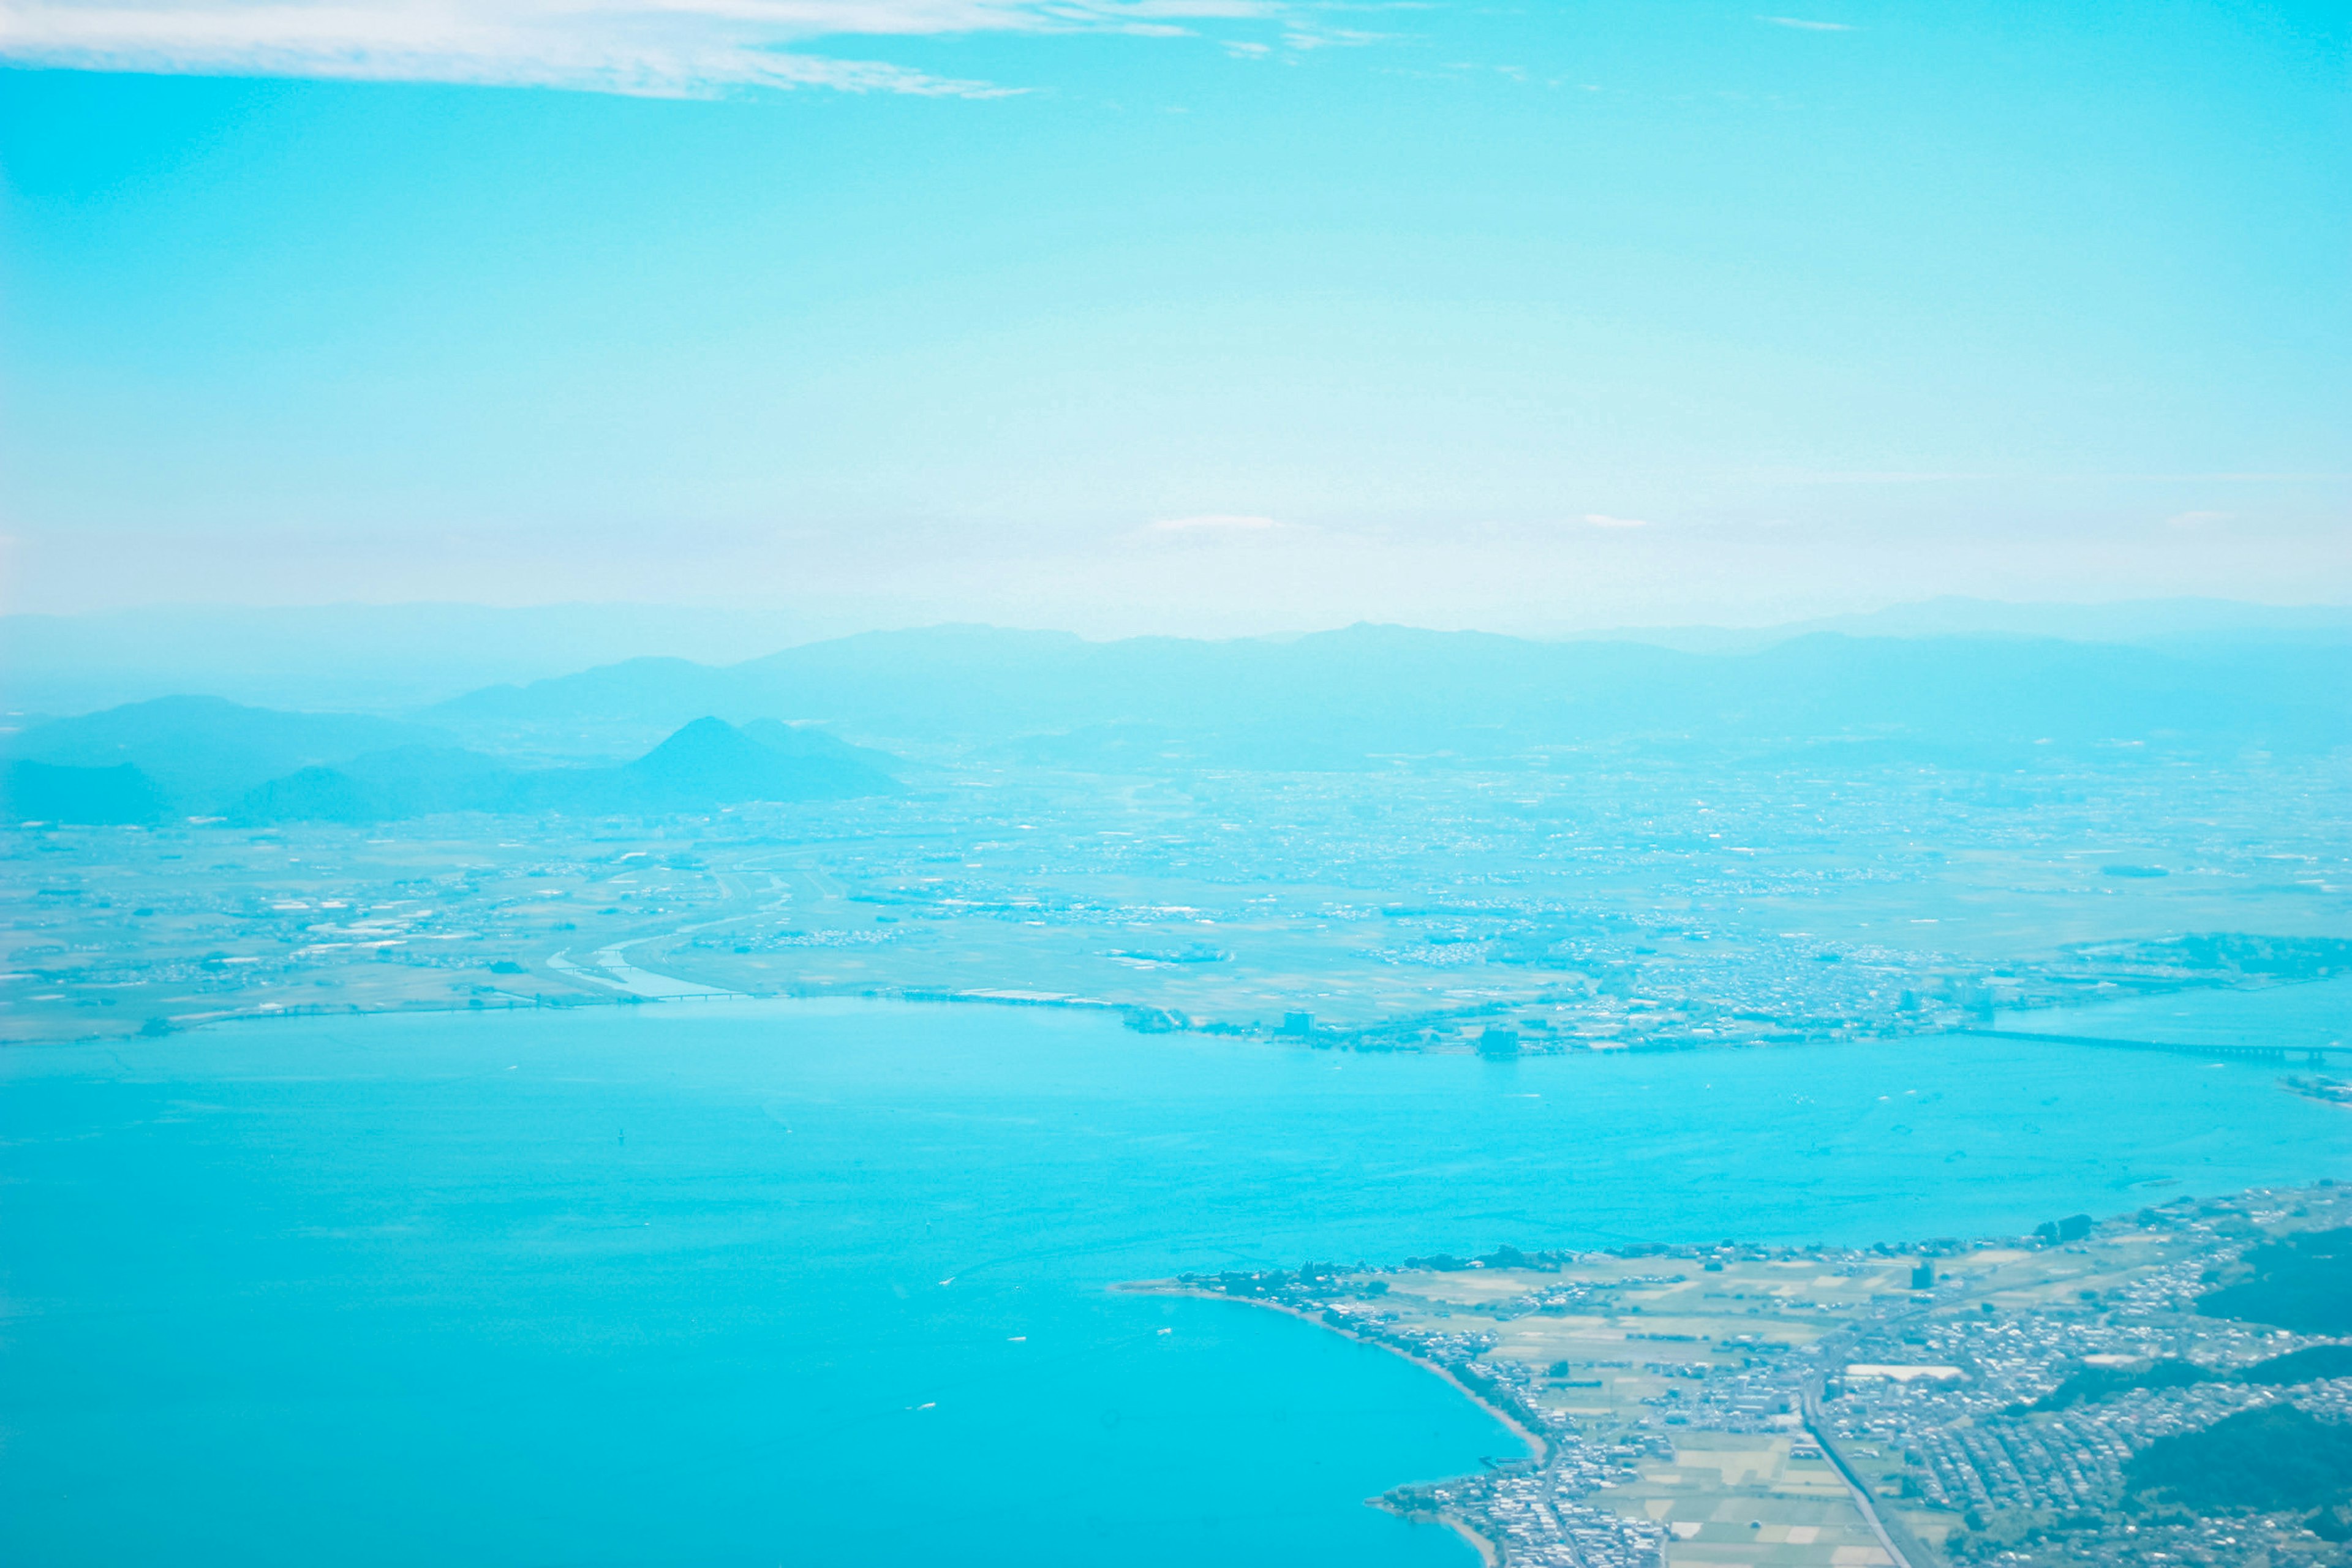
[45,960,2352,1068]
[77,980,1153,1048]
[1114,1280,1548,1567]
[1368,1496,1504,1568]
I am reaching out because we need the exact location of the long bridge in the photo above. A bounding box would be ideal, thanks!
[1957,1027,2345,1065]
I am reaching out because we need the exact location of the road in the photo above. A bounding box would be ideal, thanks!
[1801,1380,1918,1568]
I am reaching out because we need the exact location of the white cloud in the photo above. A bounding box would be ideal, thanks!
[1582,512,1652,529]
[0,1,1278,97]
[1758,15,1854,30]
[1280,24,1384,51]
[1148,512,1282,532]
[2165,510,2232,530]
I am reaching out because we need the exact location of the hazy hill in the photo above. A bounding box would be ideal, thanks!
[1582,596,2352,653]
[13,599,2343,715]
[0,603,807,714]
[737,718,916,781]
[610,716,901,810]
[228,746,518,826]
[224,718,902,824]
[1805,595,2352,645]
[17,625,2342,801]
[429,624,2350,766]
[5,696,441,812]
[431,656,731,726]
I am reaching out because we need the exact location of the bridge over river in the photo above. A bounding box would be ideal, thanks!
[1958,1027,2346,1065]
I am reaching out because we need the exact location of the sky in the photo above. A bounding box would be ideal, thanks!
[1,1,2347,634]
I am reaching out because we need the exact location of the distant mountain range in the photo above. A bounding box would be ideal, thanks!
[5,696,437,809]
[5,597,2343,716]
[1,701,902,825]
[429,623,2351,767]
[1566,596,2352,654]
[5,620,2343,825]
[0,602,809,714]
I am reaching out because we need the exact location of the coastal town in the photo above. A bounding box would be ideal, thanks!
[8,8,2346,1564]
[1140,1183,2352,1568]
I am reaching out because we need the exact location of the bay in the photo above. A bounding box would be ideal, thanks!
[4,999,2346,1566]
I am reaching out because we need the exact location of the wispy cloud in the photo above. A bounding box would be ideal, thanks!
[1148,513,1283,532]
[1755,468,2349,484]
[2165,510,2231,530]
[1280,24,1385,50]
[1582,512,1652,529]
[0,1,1279,98]
[1758,15,1854,30]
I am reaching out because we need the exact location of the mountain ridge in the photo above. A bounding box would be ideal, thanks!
[1,710,904,824]
[424,623,2350,764]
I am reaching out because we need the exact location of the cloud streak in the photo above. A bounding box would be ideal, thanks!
[1148,512,1283,533]
[0,1,1276,97]
[1582,512,1651,529]
[1758,15,1854,30]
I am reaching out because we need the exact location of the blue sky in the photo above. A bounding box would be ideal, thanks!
[1,2,2346,631]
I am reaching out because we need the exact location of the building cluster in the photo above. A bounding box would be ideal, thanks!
[1183,1187,2352,1567]
[1414,1464,1670,1568]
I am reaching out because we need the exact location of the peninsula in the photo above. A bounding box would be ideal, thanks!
[1130,1183,2352,1567]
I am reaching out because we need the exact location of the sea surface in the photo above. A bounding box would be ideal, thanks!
[5,997,2348,1567]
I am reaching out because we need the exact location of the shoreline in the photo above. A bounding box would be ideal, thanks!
[13,982,1125,1049]
[25,968,2352,1064]
[1368,1496,1504,1568]
[1114,1280,1548,1567]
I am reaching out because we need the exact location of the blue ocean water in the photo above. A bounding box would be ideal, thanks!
[4,1000,2347,1567]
